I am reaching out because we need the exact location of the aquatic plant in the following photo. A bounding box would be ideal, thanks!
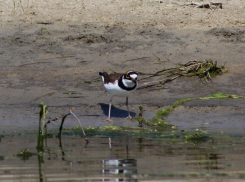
[16,149,34,161]
[133,98,196,128]
[133,105,175,128]
[184,129,211,144]
[37,102,47,150]
[210,92,243,99]
[99,126,122,131]
[133,93,245,128]
[67,125,212,145]
[37,103,89,151]
[133,106,154,127]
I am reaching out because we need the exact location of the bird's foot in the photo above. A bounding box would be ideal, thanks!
[105,118,112,122]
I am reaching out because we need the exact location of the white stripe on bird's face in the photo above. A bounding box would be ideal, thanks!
[129,73,137,80]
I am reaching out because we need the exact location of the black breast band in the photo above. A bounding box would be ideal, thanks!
[118,76,137,91]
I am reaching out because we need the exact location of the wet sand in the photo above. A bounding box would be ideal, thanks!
[1,0,245,132]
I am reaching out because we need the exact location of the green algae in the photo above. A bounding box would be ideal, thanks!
[31,93,245,153]
[16,149,35,161]
[69,126,211,144]
[133,93,245,128]
[185,129,211,144]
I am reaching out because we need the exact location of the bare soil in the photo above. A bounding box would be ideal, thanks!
[1,0,245,131]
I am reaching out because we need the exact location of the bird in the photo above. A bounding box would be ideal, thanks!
[99,70,138,122]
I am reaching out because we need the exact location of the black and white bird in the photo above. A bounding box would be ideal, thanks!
[99,71,138,122]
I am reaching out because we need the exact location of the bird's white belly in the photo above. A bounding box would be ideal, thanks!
[104,81,135,97]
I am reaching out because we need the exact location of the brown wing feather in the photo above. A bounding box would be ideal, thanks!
[99,72,123,84]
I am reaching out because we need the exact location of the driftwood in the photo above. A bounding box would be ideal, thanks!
[171,2,223,9]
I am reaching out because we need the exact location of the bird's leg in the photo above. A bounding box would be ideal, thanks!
[106,96,113,122]
[126,97,132,120]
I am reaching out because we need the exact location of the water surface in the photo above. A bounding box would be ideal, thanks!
[0,128,245,181]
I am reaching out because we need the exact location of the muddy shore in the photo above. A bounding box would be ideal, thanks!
[1,0,245,133]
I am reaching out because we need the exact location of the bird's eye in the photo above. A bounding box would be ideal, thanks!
[125,75,130,79]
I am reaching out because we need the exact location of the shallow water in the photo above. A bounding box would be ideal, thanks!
[1,128,245,181]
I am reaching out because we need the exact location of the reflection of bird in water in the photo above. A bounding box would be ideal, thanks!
[102,137,137,180]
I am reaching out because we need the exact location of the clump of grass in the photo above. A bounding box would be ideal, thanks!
[133,106,152,127]
[13,0,29,12]
[184,129,211,144]
[139,59,227,89]
[173,59,227,81]
[17,149,34,161]
[133,105,175,128]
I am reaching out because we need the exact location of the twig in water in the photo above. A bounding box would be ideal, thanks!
[59,113,71,138]
[70,109,89,142]
[58,109,89,142]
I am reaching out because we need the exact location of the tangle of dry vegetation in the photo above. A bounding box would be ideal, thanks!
[138,59,227,89]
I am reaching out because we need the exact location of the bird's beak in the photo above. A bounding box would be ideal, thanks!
[131,78,137,83]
